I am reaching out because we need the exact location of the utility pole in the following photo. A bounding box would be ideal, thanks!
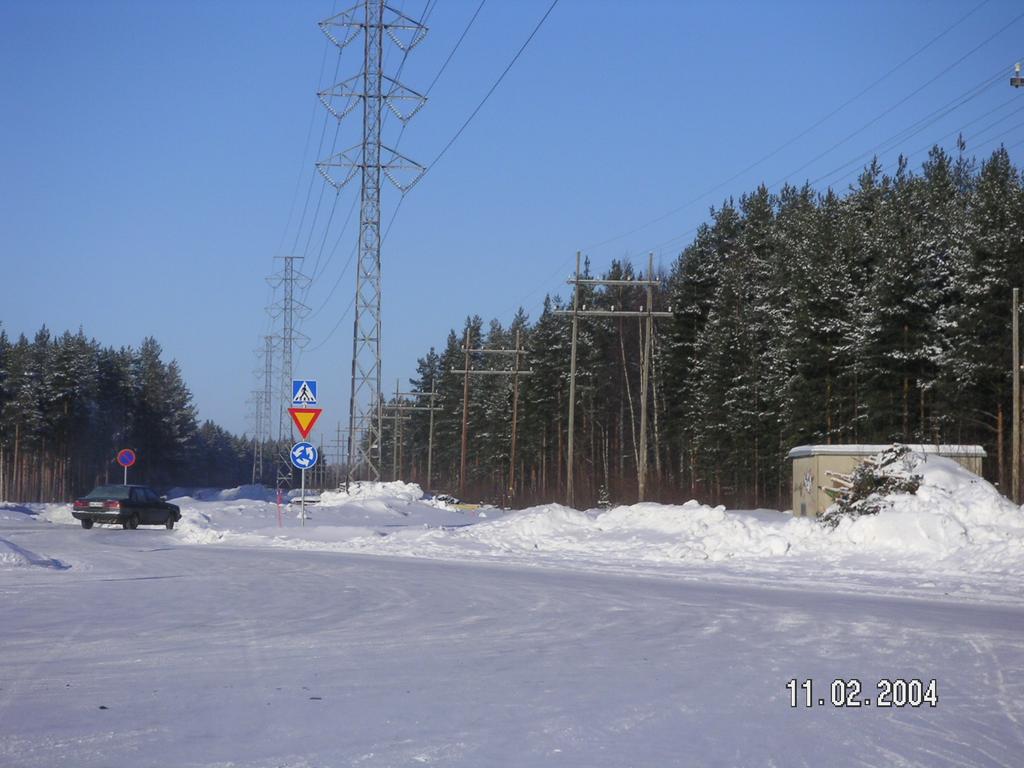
[509,330,525,503]
[383,381,442,488]
[567,251,581,508]
[386,380,412,481]
[556,252,671,506]
[1013,287,1021,504]
[328,422,350,490]
[267,256,309,493]
[460,328,471,497]
[639,255,655,504]
[317,3,427,484]
[452,337,533,504]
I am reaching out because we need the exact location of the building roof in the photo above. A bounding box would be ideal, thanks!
[786,444,987,459]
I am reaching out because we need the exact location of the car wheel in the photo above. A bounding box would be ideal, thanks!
[123,515,139,530]
[81,519,93,529]
[121,517,131,529]
[165,515,175,530]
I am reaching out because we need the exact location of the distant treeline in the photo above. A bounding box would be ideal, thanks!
[0,330,255,501]
[391,146,1024,508]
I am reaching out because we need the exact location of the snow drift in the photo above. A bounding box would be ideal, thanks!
[332,453,1024,575]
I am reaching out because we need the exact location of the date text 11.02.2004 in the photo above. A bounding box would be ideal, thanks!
[786,678,938,708]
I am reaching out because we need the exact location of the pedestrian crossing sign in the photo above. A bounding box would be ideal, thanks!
[292,379,318,405]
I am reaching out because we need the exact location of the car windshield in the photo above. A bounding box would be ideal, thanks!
[84,485,132,500]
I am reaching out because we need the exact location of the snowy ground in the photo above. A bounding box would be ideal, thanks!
[2,455,1023,766]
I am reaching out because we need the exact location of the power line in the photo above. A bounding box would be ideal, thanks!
[644,57,1022,258]
[291,44,347,256]
[807,66,1007,188]
[766,9,1024,191]
[489,4,1016,326]
[824,89,1024,189]
[390,0,487,154]
[581,0,995,253]
[304,292,357,355]
[427,0,560,171]
[378,0,554,249]
[425,0,487,96]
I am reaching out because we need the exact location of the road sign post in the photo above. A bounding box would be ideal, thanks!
[289,379,321,524]
[290,441,319,527]
[116,449,136,485]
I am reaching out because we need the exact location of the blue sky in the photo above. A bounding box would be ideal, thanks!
[2,0,1022,439]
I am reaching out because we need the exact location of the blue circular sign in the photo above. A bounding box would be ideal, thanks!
[116,448,136,468]
[290,441,319,470]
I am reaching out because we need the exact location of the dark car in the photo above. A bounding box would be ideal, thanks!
[72,485,181,530]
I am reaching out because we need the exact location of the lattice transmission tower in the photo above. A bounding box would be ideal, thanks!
[316,1,428,482]
[250,334,275,484]
[267,255,310,491]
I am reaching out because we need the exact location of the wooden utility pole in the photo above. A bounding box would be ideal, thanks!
[509,330,525,501]
[388,412,411,481]
[427,384,437,489]
[328,422,350,489]
[557,252,671,506]
[452,338,533,504]
[638,253,655,502]
[384,381,441,486]
[567,251,581,508]
[1013,287,1021,504]
[460,328,471,498]
[392,380,401,481]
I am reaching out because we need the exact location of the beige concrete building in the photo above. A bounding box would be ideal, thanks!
[786,444,986,517]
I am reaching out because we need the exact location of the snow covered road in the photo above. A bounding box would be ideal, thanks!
[2,521,1023,768]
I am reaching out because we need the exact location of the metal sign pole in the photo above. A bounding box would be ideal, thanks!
[124,465,127,485]
[301,468,306,526]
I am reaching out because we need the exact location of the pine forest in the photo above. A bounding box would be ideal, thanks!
[0,332,257,500]
[393,146,1024,508]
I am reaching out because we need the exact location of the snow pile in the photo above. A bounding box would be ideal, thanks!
[360,452,1024,574]
[446,501,793,562]
[35,503,76,526]
[826,453,1024,566]
[170,483,472,548]
[167,484,277,502]
[418,500,801,564]
[319,480,424,505]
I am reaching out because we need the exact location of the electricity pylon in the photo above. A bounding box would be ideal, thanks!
[267,255,310,491]
[316,1,428,483]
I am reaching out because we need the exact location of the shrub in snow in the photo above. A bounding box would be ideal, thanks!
[820,445,922,528]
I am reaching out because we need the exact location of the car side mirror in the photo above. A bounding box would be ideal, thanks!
[160,495,167,502]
